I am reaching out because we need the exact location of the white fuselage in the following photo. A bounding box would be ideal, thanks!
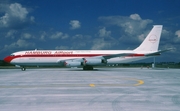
[6,50,154,66]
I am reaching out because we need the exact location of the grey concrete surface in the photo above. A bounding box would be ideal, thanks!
[0,68,180,111]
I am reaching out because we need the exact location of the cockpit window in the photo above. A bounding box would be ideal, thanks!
[10,54,15,56]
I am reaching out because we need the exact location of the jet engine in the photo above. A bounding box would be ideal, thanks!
[64,59,107,67]
[65,61,82,67]
[85,59,107,65]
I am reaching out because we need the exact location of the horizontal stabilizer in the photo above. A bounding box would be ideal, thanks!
[145,48,173,56]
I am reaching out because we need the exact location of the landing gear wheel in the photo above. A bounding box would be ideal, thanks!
[21,67,26,71]
[83,66,94,70]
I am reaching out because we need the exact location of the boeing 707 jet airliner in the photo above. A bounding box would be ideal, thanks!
[4,25,170,70]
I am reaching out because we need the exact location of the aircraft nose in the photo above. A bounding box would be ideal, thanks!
[4,56,13,63]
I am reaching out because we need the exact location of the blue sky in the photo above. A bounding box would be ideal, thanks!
[0,0,180,62]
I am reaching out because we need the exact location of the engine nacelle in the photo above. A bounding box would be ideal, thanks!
[65,61,82,67]
[85,59,107,65]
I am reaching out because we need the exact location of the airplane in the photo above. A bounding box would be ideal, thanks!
[4,25,171,71]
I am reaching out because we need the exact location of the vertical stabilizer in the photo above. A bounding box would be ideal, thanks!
[134,25,163,52]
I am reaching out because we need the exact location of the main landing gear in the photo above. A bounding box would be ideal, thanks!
[21,67,26,71]
[83,66,94,70]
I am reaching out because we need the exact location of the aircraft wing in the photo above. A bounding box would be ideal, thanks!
[101,53,134,59]
[57,53,134,64]
[57,48,173,64]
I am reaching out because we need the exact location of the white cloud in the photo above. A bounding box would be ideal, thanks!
[30,16,35,22]
[4,39,35,49]
[91,38,115,50]
[66,34,93,49]
[98,14,153,35]
[175,30,180,38]
[160,44,176,52]
[9,3,28,20]
[61,34,69,39]
[40,31,47,41]
[172,30,180,43]
[130,14,141,20]
[50,32,69,39]
[72,34,83,39]
[72,34,91,40]
[21,33,32,39]
[138,34,145,42]
[161,29,173,41]
[55,46,69,50]
[69,20,81,29]
[98,27,111,37]
[0,3,34,29]
[50,32,63,39]
[162,29,170,35]
[6,30,17,38]
[98,14,153,44]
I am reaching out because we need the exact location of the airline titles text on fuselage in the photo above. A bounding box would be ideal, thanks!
[25,51,73,55]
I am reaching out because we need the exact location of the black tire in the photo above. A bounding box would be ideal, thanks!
[83,66,94,70]
[21,67,26,71]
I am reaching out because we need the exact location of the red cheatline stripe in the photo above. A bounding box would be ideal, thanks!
[9,54,146,57]
[4,54,146,63]
[12,54,108,57]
